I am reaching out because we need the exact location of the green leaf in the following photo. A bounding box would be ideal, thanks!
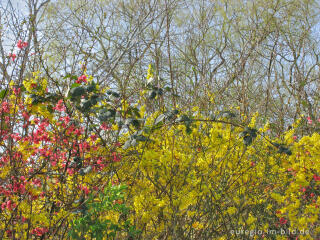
[165,109,179,121]
[0,89,8,99]
[219,111,236,119]
[177,114,190,123]
[277,145,292,155]
[125,118,141,128]
[131,139,137,147]
[47,104,54,113]
[80,99,93,111]
[240,127,258,146]
[154,114,165,125]
[157,88,163,96]
[122,140,131,150]
[79,166,92,175]
[70,83,81,89]
[243,136,253,146]
[70,87,86,97]
[86,84,96,93]
[99,109,116,121]
[64,74,78,80]
[127,107,141,118]
[135,135,148,141]
[148,90,157,100]
[131,119,140,128]
[106,90,120,98]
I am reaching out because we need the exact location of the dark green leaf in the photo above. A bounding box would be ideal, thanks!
[99,109,116,121]
[80,99,92,111]
[86,84,96,93]
[135,135,148,141]
[243,136,253,146]
[70,87,86,97]
[148,90,157,100]
[277,146,292,155]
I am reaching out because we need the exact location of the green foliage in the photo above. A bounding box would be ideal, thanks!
[69,184,140,240]
[239,126,258,146]
[0,89,8,99]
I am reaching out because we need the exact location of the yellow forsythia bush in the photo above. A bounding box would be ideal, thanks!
[115,111,320,240]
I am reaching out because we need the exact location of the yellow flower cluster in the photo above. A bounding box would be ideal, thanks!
[23,71,47,95]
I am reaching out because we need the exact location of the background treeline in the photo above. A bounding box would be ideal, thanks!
[1,0,320,131]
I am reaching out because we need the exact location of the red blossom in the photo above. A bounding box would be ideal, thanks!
[21,216,27,223]
[100,122,110,130]
[313,174,320,181]
[53,99,66,112]
[90,134,98,141]
[307,116,312,124]
[32,178,42,187]
[279,217,287,225]
[22,111,30,121]
[6,230,12,237]
[8,53,16,61]
[80,185,90,195]
[30,83,37,89]
[112,152,121,162]
[1,101,10,113]
[31,227,48,236]
[76,75,87,84]
[17,40,28,49]
[1,202,6,211]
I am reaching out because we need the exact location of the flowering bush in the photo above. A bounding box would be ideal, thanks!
[0,69,319,239]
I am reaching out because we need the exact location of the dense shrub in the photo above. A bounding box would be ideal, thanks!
[0,73,319,239]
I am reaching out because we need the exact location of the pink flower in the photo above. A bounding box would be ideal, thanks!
[112,152,121,162]
[293,136,297,141]
[13,87,21,95]
[279,217,287,225]
[100,123,110,130]
[76,75,87,84]
[53,99,66,112]
[21,216,27,223]
[32,179,41,187]
[1,202,6,211]
[90,134,98,141]
[22,111,30,121]
[80,185,90,195]
[8,53,16,61]
[307,117,312,124]
[31,227,48,236]
[97,159,103,165]
[313,174,320,181]
[17,40,28,49]
[6,200,16,211]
